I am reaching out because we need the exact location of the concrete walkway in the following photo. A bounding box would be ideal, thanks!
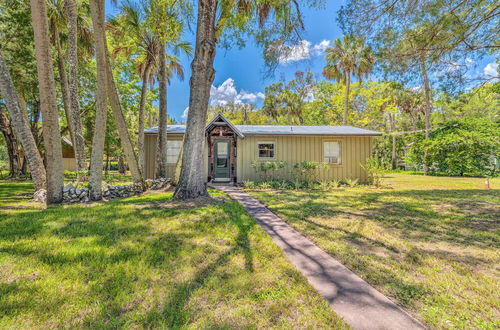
[217,186,426,330]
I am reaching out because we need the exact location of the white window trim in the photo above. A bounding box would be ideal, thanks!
[323,140,342,166]
[256,141,276,160]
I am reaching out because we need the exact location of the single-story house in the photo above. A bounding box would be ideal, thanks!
[144,113,381,183]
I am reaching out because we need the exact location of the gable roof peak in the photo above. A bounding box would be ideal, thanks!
[205,112,245,138]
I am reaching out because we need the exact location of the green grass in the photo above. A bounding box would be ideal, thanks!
[0,181,346,329]
[247,173,500,329]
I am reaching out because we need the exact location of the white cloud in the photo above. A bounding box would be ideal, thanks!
[276,39,331,65]
[465,58,474,64]
[484,62,499,77]
[312,40,331,55]
[209,78,264,106]
[181,79,264,118]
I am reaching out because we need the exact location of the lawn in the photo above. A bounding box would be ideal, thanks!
[0,181,346,328]
[247,173,500,329]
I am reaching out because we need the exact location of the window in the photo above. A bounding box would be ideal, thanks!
[167,140,182,163]
[258,143,275,158]
[216,141,229,168]
[324,141,341,164]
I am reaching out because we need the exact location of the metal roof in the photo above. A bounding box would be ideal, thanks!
[144,124,381,136]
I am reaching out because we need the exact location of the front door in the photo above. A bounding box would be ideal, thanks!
[214,140,230,179]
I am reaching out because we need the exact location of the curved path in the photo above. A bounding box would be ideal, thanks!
[217,186,426,330]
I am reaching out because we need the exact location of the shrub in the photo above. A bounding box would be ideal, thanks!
[406,118,499,176]
[251,160,287,180]
[318,180,330,191]
[362,157,386,187]
[259,181,271,189]
[278,180,293,190]
[292,161,328,182]
[293,179,305,190]
[345,178,359,187]
[242,180,255,188]
[329,179,342,188]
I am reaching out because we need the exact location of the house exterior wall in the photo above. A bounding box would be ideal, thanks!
[236,135,374,183]
[144,134,208,180]
[62,157,76,171]
[144,133,373,182]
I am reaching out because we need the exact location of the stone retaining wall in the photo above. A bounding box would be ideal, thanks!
[59,178,171,203]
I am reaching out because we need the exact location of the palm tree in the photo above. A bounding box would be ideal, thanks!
[155,51,187,178]
[66,0,88,174]
[322,35,374,125]
[111,3,160,175]
[47,0,90,175]
[29,0,64,203]
[128,0,191,179]
[88,0,108,200]
[0,52,47,192]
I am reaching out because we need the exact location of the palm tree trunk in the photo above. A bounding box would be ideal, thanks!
[343,70,350,125]
[54,30,72,139]
[66,0,87,173]
[30,0,64,203]
[104,45,144,186]
[420,57,432,175]
[138,64,151,175]
[89,0,108,200]
[173,0,217,200]
[156,44,168,178]
[387,112,397,170]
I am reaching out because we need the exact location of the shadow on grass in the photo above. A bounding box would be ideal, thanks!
[0,184,258,327]
[266,189,499,249]
[250,188,499,308]
[141,201,256,328]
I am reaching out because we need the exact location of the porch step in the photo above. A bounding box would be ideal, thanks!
[208,180,234,187]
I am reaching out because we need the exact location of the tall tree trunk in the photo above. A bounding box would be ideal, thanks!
[343,70,350,125]
[148,113,153,128]
[420,57,432,175]
[0,59,47,190]
[0,108,23,177]
[89,0,108,200]
[66,0,87,173]
[30,0,64,203]
[156,44,168,178]
[104,45,144,186]
[173,0,217,200]
[387,112,397,170]
[118,156,126,174]
[54,30,72,139]
[138,64,151,175]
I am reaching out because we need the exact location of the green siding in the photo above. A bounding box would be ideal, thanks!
[236,135,373,183]
[145,133,374,182]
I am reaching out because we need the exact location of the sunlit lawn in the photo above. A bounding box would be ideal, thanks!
[248,173,500,329]
[0,181,346,328]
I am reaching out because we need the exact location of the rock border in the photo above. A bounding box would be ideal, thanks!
[33,178,171,204]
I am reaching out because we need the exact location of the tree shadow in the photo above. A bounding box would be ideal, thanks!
[141,202,256,328]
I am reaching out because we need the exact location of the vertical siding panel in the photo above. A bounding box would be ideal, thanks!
[357,137,361,180]
[356,137,361,180]
[352,137,357,180]
[345,137,350,180]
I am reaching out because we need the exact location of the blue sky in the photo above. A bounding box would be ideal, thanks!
[105,0,498,123]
